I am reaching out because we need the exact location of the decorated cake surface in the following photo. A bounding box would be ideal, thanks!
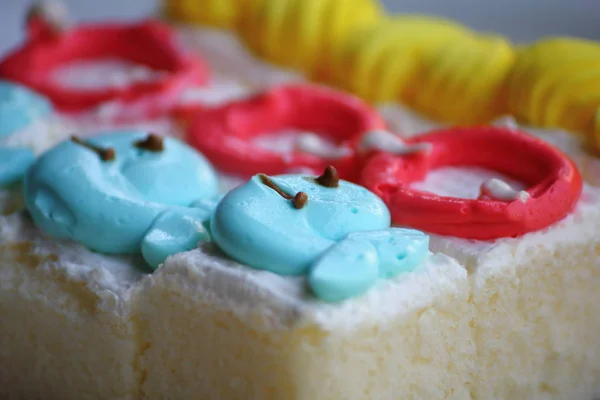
[1,1,600,400]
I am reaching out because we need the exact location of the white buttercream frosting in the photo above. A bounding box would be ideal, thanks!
[149,243,466,332]
[51,59,166,90]
[360,129,432,155]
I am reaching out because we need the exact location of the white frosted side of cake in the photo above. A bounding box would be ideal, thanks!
[0,213,146,400]
[427,184,600,400]
[137,244,475,400]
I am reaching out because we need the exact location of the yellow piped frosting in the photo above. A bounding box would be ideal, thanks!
[164,0,249,28]
[507,38,600,140]
[323,16,469,103]
[407,34,516,125]
[237,0,383,75]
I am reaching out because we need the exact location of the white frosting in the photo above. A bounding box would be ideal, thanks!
[176,26,304,89]
[412,166,525,199]
[480,178,530,202]
[69,115,185,140]
[295,132,352,159]
[154,244,467,332]
[428,184,600,270]
[0,212,145,306]
[377,103,442,138]
[179,75,251,107]
[51,60,166,90]
[360,129,432,155]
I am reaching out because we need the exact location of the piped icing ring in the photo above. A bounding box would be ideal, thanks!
[212,166,429,302]
[187,84,385,180]
[0,3,209,119]
[0,80,55,187]
[24,131,220,268]
[360,126,583,239]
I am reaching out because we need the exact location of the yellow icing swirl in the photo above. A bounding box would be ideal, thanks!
[323,16,470,104]
[507,38,600,142]
[406,34,515,125]
[163,0,249,28]
[238,0,382,75]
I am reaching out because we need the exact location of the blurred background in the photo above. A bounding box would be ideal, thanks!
[1,0,599,54]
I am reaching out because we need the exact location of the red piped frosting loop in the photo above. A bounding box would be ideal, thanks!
[0,17,208,118]
[187,84,385,179]
[360,126,583,239]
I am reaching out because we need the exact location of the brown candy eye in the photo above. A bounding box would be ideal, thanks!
[315,165,339,188]
[71,136,115,161]
[292,192,308,209]
[134,133,164,152]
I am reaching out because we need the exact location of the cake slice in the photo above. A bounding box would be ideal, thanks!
[0,212,146,400]
[429,186,600,400]
[406,162,600,400]
[137,244,474,400]
[134,168,475,399]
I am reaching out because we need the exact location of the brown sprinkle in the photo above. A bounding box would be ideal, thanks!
[71,136,115,161]
[134,133,165,152]
[292,192,308,209]
[315,165,339,188]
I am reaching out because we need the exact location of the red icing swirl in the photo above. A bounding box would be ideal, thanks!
[0,19,208,118]
[360,126,583,239]
[186,84,385,180]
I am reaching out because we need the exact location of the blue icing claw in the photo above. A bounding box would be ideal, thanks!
[348,228,430,279]
[24,131,219,265]
[0,147,35,187]
[308,238,379,302]
[309,229,430,301]
[0,80,53,139]
[142,208,211,269]
[212,167,430,302]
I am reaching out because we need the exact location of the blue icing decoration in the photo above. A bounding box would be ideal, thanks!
[191,193,225,232]
[24,131,219,263]
[142,208,211,269]
[348,229,430,278]
[0,80,53,138]
[309,229,429,302]
[212,171,430,302]
[211,174,391,276]
[308,238,379,302]
[0,147,35,187]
